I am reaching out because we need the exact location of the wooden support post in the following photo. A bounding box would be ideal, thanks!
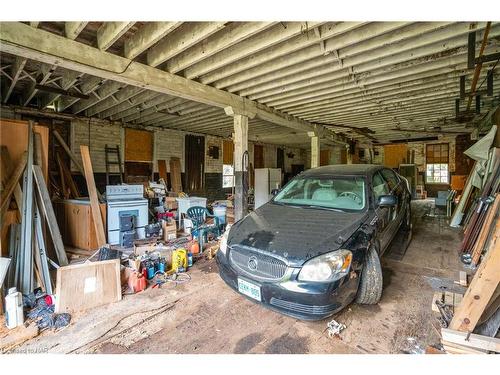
[32,165,68,266]
[308,131,320,168]
[449,216,500,332]
[232,114,249,221]
[80,145,107,248]
[0,152,27,215]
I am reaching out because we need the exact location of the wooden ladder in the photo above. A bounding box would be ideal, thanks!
[104,144,123,185]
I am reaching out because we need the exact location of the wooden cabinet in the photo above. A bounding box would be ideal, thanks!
[55,199,106,251]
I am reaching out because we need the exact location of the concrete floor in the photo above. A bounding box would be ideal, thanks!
[13,199,465,354]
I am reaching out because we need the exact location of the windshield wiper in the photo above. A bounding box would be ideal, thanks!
[302,205,345,212]
[276,201,345,212]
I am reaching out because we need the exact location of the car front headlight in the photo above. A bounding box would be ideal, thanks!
[298,249,352,282]
[219,224,232,255]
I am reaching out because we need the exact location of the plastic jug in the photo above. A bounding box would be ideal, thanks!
[171,249,187,272]
[5,287,24,329]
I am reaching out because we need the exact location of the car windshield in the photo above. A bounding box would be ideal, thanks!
[273,176,366,211]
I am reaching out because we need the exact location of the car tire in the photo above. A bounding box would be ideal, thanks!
[356,246,383,305]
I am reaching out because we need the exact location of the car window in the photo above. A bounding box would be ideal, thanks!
[381,169,400,191]
[373,171,390,201]
[274,176,366,211]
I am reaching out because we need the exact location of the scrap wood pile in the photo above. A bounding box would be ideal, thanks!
[428,125,500,354]
[0,121,73,350]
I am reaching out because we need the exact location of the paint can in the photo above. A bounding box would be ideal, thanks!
[158,258,166,273]
[147,263,155,280]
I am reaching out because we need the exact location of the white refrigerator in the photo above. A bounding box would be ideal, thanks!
[254,168,282,209]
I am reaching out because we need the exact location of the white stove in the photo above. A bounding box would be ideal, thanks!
[106,185,148,246]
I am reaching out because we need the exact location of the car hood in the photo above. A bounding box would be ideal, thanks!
[228,202,368,267]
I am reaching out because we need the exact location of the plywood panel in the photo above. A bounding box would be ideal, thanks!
[320,150,330,166]
[125,128,153,162]
[222,139,234,165]
[55,259,121,313]
[384,144,408,168]
[254,144,264,168]
[0,119,49,180]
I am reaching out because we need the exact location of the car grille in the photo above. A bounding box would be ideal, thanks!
[229,246,288,281]
[269,297,338,315]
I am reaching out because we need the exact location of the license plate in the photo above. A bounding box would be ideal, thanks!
[238,278,261,301]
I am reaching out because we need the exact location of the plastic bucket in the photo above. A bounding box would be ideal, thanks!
[213,205,226,225]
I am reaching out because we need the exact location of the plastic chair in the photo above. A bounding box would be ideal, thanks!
[186,206,221,251]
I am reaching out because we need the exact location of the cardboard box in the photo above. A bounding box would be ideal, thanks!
[164,197,178,210]
[162,219,177,241]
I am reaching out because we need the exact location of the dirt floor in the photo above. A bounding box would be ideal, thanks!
[9,199,466,354]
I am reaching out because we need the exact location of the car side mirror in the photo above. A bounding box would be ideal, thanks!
[271,188,280,196]
[378,195,397,207]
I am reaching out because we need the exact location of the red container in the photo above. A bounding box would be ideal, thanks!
[129,271,146,293]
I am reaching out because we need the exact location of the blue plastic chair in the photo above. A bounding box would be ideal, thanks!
[186,206,221,251]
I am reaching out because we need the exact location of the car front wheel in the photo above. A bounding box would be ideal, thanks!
[356,246,383,305]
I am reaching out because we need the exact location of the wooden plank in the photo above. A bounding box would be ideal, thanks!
[442,328,500,353]
[32,165,69,267]
[53,130,101,200]
[449,216,500,332]
[80,145,107,248]
[459,270,468,287]
[0,323,39,351]
[56,151,80,199]
[157,159,168,181]
[442,340,488,354]
[55,259,121,313]
[169,157,182,192]
[471,194,500,265]
[0,152,26,215]
[0,146,23,215]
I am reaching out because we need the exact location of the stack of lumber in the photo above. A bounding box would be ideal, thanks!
[441,215,500,354]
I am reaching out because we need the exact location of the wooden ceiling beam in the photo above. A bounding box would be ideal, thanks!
[184,21,327,80]
[97,22,134,51]
[165,22,275,73]
[124,22,182,60]
[3,56,26,103]
[147,22,227,67]
[65,22,88,40]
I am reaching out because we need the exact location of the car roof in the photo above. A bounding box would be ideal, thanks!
[300,164,383,177]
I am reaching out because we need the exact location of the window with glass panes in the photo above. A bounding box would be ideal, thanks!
[426,143,449,184]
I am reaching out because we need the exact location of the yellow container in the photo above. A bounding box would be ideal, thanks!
[171,248,187,272]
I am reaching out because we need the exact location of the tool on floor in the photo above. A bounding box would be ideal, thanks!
[435,299,453,328]
[326,319,346,338]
